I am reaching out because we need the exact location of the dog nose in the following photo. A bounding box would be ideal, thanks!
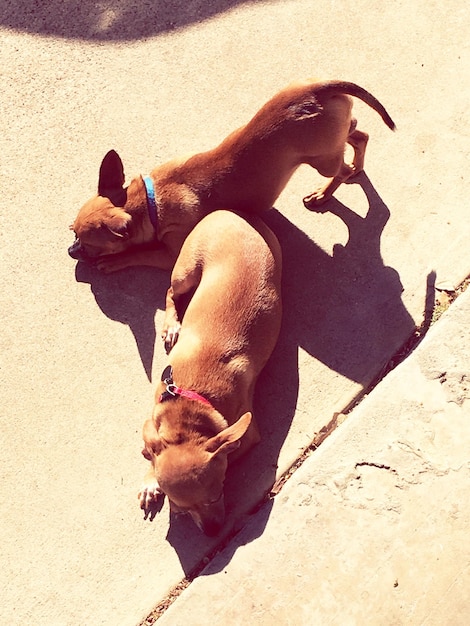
[201,517,224,537]
[68,239,86,261]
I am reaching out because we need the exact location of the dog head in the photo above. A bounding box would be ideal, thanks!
[69,150,137,263]
[142,405,252,536]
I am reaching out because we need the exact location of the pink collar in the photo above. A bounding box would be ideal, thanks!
[158,365,213,408]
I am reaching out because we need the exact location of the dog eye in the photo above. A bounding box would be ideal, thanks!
[202,491,223,507]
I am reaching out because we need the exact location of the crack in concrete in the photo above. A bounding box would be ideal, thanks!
[355,461,395,472]
[141,277,470,624]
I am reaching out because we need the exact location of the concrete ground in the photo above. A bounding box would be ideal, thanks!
[158,269,470,626]
[1,1,469,624]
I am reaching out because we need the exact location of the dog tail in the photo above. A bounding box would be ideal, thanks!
[315,81,396,131]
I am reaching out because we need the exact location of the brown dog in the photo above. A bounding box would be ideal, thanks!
[138,210,282,535]
[69,79,395,273]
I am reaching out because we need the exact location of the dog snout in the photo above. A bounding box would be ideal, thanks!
[68,238,82,259]
[200,517,224,537]
[192,497,225,536]
[68,239,90,262]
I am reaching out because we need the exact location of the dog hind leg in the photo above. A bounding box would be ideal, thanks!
[303,154,354,210]
[347,127,369,175]
[303,122,369,211]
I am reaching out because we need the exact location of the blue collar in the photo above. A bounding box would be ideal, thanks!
[143,175,158,233]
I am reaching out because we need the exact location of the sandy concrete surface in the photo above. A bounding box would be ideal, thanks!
[1,0,469,624]
[158,279,470,626]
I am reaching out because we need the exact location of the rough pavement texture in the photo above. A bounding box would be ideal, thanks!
[158,287,470,626]
[1,0,469,624]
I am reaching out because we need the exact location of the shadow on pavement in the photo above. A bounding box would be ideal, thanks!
[266,171,416,388]
[166,497,275,578]
[1,0,263,41]
[75,263,168,381]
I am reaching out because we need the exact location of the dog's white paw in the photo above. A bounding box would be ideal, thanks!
[138,481,164,511]
[161,323,182,354]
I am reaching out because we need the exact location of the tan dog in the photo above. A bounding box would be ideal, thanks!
[138,210,282,536]
[69,79,395,273]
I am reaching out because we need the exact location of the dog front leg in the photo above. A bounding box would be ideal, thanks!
[162,286,182,353]
[96,245,177,273]
[138,467,164,514]
[161,263,203,353]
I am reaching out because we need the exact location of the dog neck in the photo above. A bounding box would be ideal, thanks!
[158,365,214,409]
[143,175,158,235]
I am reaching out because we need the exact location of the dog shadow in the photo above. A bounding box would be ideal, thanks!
[74,263,168,381]
[266,172,417,388]
[163,172,431,575]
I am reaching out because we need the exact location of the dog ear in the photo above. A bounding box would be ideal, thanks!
[205,412,252,457]
[98,149,125,195]
[105,209,132,239]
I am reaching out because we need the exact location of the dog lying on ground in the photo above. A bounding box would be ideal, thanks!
[69,79,395,273]
[138,210,282,536]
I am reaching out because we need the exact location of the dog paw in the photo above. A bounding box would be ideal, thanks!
[344,164,362,181]
[138,481,164,512]
[96,253,131,273]
[303,192,330,212]
[161,323,182,354]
